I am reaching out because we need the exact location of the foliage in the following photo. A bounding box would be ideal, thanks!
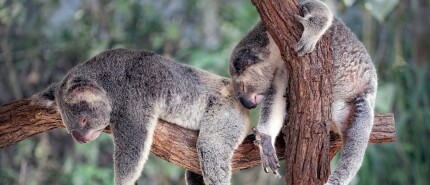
[0,0,429,184]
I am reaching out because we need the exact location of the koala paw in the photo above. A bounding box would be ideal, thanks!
[294,37,317,57]
[294,8,318,56]
[253,128,280,174]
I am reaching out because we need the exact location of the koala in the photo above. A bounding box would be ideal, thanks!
[229,0,377,185]
[34,48,251,185]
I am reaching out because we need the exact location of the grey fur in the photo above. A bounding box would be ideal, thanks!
[34,48,251,185]
[228,1,377,185]
[294,0,333,56]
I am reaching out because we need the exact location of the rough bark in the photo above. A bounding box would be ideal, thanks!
[0,0,397,179]
[251,0,333,184]
[0,99,395,173]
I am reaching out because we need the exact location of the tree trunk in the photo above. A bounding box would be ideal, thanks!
[0,0,397,181]
[252,0,333,184]
[0,99,395,173]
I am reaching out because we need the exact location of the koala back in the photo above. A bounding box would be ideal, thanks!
[328,19,377,101]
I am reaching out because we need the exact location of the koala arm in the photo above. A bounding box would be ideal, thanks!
[110,105,158,185]
[294,0,333,56]
[254,67,288,173]
[194,104,249,185]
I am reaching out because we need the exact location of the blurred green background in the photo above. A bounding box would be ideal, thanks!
[0,0,429,184]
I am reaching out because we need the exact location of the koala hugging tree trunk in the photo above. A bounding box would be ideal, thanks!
[252,0,333,184]
[0,0,396,185]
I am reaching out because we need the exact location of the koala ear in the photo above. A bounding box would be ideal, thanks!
[65,77,107,105]
[32,83,58,107]
[231,48,259,73]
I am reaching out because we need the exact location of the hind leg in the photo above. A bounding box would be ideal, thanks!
[327,94,375,185]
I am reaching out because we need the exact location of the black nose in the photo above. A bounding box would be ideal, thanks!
[239,96,257,109]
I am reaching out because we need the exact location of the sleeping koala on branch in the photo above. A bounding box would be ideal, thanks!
[34,48,251,185]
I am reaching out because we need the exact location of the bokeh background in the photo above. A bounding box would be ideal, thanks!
[0,0,429,184]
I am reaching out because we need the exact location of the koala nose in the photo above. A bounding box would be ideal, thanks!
[71,131,86,143]
[239,94,265,109]
[239,96,257,109]
[80,117,88,127]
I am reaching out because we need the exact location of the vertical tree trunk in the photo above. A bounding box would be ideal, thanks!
[251,0,333,184]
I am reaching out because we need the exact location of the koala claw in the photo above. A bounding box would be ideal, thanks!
[294,14,306,24]
[295,39,305,51]
[302,7,310,16]
[294,7,321,56]
[253,128,280,174]
[295,6,310,23]
[295,39,316,57]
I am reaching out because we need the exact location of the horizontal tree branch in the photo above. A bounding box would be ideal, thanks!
[0,99,395,173]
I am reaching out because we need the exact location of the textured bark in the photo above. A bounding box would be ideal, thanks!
[0,1,397,178]
[0,99,395,173]
[251,0,333,184]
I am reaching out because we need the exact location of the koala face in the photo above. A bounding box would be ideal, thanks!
[57,83,111,144]
[229,29,282,109]
[230,60,273,109]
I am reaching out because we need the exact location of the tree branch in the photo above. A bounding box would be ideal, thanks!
[0,99,395,173]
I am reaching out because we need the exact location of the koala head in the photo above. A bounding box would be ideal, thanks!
[229,22,283,109]
[35,76,111,144]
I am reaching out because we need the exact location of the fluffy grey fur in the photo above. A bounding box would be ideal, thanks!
[34,48,251,185]
[228,1,377,185]
[294,0,333,56]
